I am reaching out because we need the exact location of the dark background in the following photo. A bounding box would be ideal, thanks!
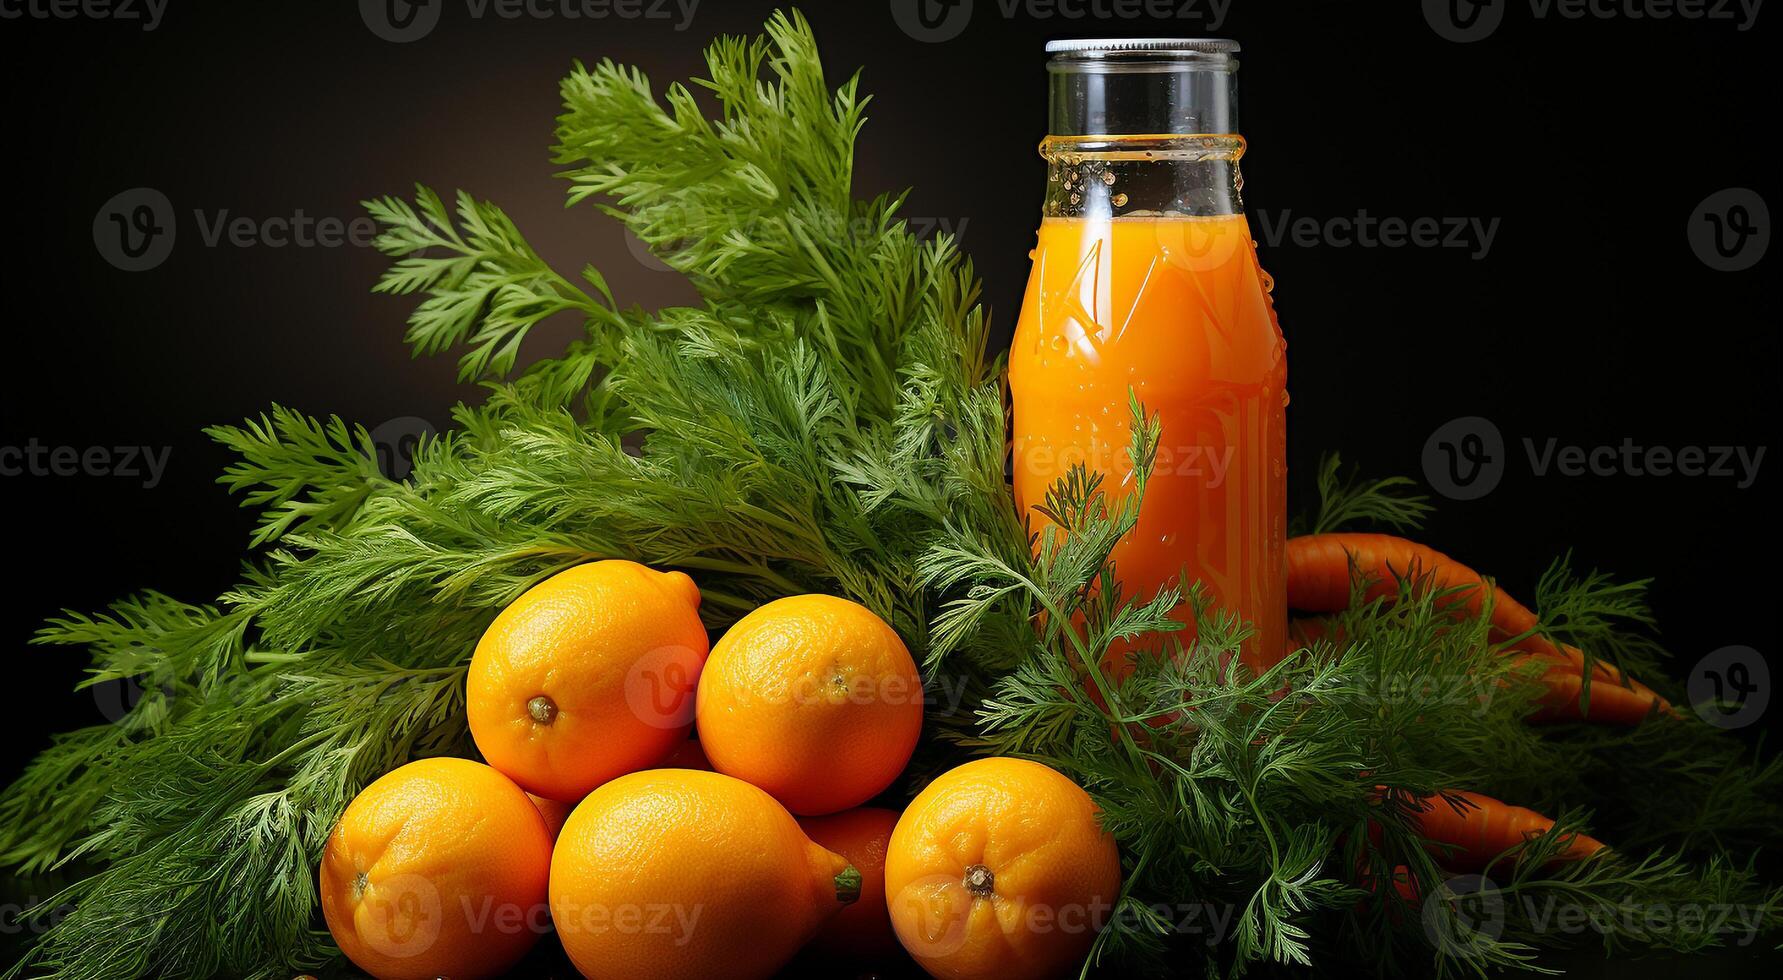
[0,0,1774,975]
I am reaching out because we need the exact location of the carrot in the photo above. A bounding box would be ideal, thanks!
[1288,619,1664,723]
[1523,662,1670,725]
[1287,534,1622,678]
[1289,533,1553,651]
[1286,533,1673,722]
[1402,789,1605,872]
[1293,634,1658,724]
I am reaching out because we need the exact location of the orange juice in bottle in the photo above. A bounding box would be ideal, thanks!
[1010,39,1287,673]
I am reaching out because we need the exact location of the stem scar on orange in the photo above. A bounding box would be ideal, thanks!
[319,758,553,980]
[696,594,923,815]
[884,758,1122,980]
[550,768,862,980]
[467,560,709,802]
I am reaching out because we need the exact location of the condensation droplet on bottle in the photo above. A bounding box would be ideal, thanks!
[1111,192,1129,207]
[1259,270,1275,293]
[1048,335,1067,352]
[1100,170,1116,186]
[1069,192,1081,206]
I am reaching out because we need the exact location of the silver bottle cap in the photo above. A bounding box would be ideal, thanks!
[1044,38,1240,54]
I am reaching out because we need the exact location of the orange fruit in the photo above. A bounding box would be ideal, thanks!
[884,758,1122,980]
[467,560,708,802]
[696,594,923,815]
[530,738,709,840]
[527,792,575,841]
[799,807,903,960]
[654,735,713,771]
[319,758,553,980]
[550,768,861,980]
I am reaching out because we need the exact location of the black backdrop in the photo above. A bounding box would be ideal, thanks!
[0,0,1775,975]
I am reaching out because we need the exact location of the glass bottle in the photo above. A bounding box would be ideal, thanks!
[1010,39,1288,673]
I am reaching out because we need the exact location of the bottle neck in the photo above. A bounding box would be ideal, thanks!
[1043,41,1243,220]
[1041,134,1246,220]
[1046,51,1239,136]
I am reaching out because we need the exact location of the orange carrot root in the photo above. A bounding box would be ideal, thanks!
[1286,534,1674,723]
[1521,657,1670,725]
[1402,789,1605,872]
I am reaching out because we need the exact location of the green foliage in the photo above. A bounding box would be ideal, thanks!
[2,10,1778,979]
[938,419,1783,977]
[364,186,615,383]
[1294,452,1435,537]
[2,13,1016,978]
